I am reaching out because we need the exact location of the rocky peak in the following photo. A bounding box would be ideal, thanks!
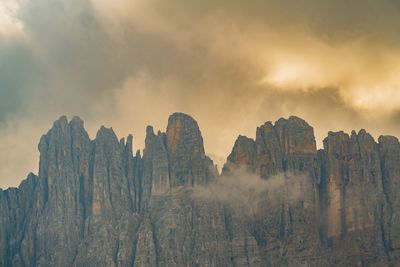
[323,129,377,158]
[165,112,214,187]
[70,115,84,128]
[126,134,133,150]
[223,135,255,174]
[224,116,317,177]
[38,115,90,187]
[166,112,205,157]
[274,116,316,156]
[146,125,155,136]
[323,131,350,156]
[96,126,118,143]
[379,135,399,148]
[254,121,284,176]
[53,115,69,129]
[143,124,170,195]
[353,129,377,153]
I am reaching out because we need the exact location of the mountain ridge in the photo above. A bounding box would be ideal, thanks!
[1,112,400,266]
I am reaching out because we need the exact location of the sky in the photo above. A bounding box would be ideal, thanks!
[2,0,400,188]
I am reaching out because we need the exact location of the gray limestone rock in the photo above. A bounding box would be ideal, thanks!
[166,113,216,187]
[1,113,400,266]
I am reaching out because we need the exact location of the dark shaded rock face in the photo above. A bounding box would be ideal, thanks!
[1,113,400,266]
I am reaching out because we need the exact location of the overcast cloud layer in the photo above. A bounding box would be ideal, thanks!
[2,0,400,188]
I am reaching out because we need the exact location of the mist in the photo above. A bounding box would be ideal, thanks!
[191,168,309,216]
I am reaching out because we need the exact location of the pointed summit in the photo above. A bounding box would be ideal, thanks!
[165,113,215,186]
[223,135,255,174]
[166,112,205,157]
[53,115,68,127]
[274,116,316,155]
[38,116,91,185]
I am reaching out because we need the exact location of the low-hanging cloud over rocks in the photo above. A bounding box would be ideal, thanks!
[191,168,309,216]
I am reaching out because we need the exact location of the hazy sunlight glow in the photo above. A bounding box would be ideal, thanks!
[0,0,24,37]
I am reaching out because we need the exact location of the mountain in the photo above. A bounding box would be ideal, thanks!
[1,113,400,266]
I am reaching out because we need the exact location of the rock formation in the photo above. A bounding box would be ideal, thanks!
[1,112,400,266]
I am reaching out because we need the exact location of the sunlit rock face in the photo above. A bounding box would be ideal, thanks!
[1,113,400,266]
[318,130,387,265]
[379,135,400,259]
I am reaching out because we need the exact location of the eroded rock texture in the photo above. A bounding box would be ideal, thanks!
[1,112,400,266]
[223,116,322,266]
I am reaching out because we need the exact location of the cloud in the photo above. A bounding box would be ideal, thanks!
[2,0,400,188]
[0,0,24,37]
[191,168,308,216]
[88,0,400,116]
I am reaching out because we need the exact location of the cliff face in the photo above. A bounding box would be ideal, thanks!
[1,113,400,266]
[223,116,321,266]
